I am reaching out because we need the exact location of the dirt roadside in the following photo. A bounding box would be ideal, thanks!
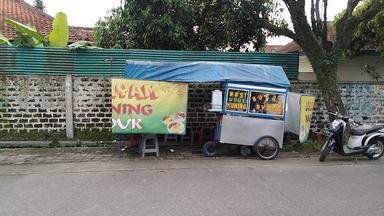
[0,145,315,165]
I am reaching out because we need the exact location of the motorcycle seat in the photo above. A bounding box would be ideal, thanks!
[350,125,384,136]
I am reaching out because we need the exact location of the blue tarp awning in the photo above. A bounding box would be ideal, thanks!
[124,60,290,88]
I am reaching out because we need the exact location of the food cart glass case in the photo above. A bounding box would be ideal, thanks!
[216,83,288,148]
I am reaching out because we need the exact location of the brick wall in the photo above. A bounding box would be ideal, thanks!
[72,78,220,132]
[291,81,384,132]
[73,77,112,131]
[186,83,221,128]
[0,76,66,133]
[1,75,383,140]
[0,75,221,139]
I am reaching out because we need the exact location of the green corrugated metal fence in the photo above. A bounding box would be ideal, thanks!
[0,47,299,79]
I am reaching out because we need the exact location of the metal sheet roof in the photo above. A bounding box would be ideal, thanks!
[0,47,299,79]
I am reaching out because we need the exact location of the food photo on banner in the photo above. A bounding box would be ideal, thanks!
[111,79,188,134]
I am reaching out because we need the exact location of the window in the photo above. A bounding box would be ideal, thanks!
[249,91,285,116]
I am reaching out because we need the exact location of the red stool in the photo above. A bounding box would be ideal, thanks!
[201,125,215,143]
[180,127,192,144]
[129,134,140,147]
[191,128,203,145]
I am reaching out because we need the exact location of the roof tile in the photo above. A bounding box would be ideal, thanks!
[0,0,95,42]
[273,23,336,53]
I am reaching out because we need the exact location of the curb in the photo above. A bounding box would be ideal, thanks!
[0,140,114,148]
[0,141,51,148]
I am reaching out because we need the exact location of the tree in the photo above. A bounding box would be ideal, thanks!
[244,0,384,114]
[339,0,384,56]
[191,0,276,51]
[33,0,45,12]
[95,0,277,51]
[334,1,384,80]
[96,0,194,50]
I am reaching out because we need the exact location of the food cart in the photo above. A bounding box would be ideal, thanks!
[122,60,290,159]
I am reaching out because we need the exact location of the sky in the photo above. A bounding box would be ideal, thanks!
[24,0,349,45]
[24,0,123,27]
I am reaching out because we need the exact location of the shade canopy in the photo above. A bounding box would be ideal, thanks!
[124,60,290,88]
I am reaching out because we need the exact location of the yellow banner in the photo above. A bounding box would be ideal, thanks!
[299,96,315,143]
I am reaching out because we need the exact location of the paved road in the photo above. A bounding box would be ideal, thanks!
[0,156,383,216]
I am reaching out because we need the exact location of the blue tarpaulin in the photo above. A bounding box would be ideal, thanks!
[124,60,290,88]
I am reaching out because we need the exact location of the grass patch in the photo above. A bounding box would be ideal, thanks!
[0,130,66,141]
[284,141,324,153]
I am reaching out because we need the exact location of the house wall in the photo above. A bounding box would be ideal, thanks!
[299,55,384,82]
[298,56,316,80]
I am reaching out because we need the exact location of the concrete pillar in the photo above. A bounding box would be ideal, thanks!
[65,75,74,139]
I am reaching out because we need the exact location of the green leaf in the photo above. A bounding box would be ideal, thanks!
[68,40,99,50]
[48,12,69,47]
[5,19,45,43]
[0,32,12,46]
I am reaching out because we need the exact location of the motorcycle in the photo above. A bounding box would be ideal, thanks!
[319,104,384,162]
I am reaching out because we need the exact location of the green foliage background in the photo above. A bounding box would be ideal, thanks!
[33,0,45,11]
[95,0,277,51]
[334,0,384,57]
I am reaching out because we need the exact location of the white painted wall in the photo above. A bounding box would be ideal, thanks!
[298,55,384,82]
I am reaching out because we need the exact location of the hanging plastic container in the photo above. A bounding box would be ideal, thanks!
[209,90,222,112]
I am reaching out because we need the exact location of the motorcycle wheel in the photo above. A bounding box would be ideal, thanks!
[319,140,332,162]
[366,139,384,160]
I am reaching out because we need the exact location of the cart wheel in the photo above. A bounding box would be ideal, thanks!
[254,136,279,160]
[203,141,216,157]
[240,146,252,157]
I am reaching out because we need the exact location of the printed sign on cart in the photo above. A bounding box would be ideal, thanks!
[226,89,248,112]
[112,79,188,134]
[249,91,285,116]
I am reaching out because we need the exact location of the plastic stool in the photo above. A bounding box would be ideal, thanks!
[164,134,178,143]
[139,135,159,157]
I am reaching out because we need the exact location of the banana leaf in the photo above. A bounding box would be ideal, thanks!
[48,12,69,47]
[13,30,45,48]
[68,40,99,50]
[0,32,12,46]
[5,19,46,44]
